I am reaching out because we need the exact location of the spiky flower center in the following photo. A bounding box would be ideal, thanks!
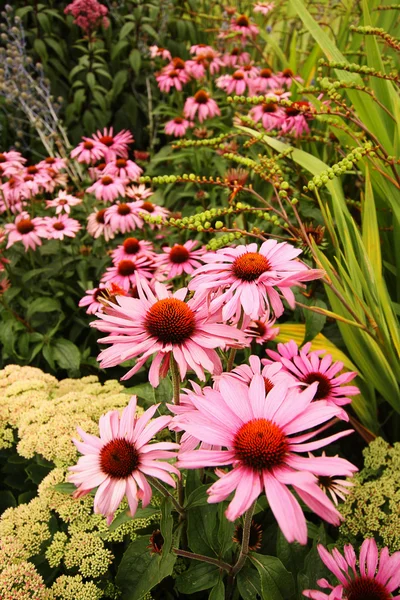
[233,71,245,80]
[45,157,55,164]
[233,520,263,551]
[101,176,114,185]
[53,222,65,231]
[0,153,5,162]
[141,202,154,213]
[117,204,131,216]
[264,378,274,393]
[100,438,140,478]
[194,90,209,104]
[116,158,127,168]
[260,68,273,78]
[149,529,164,554]
[16,219,34,234]
[118,260,137,277]
[145,298,196,344]
[123,238,140,254]
[302,372,332,400]
[169,245,190,264]
[83,141,94,150]
[99,135,114,147]
[263,103,277,113]
[174,117,184,124]
[285,101,310,117]
[282,68,293,77]
[232,252,270,281]
[27,166,38,175]
[234,418,288,470]
[344,577,391,600]
[251,320,266,337]
[96,209,106,224]
[236,14,250,26]
[172,57,185,70]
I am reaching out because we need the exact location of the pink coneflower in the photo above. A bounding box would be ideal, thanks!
[184,90,220,123]
[216,71,250,95]
[86,175,127,202]
[263,340,359,408]
[248,68,279,93]
[228,14,259,40]
[37,156,66,171]
[70,138,104,164]
[175,374,356,542]
[104,201,144,234]
[111,237,155,264]
[303,538,400,599]
[46,190,82,214]
[92,127,134,161]
[79,284,107,314]
[275,68,303,88]
[222,48,251,68]
[5,211,48,251]
[103,158,142,181]
[190,44,215,56]
[41,168,68,193]
[250,102,285,130]
[125,184,153,201]
[0,176,26,212]
[101,256,154,291]
[91,277,248,386]
[68,396,179,525]
[0,151,26,177]
[156,240,206,279]
[185,57,207,80]
[313,452,354,505]
[87,208,115,241]
[149,45,172,61]
[156,68,190,93]
[281,101,314,137]
[136,200,170,224]
[44,214,81,240]
[243,310,280,344]
[253,2,275,15]
[188,241,324,321]
[213,354,296,392]
[165,117,193,137]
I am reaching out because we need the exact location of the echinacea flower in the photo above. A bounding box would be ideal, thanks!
[37,156,66,171]
[125,184,153,201]
[111,237,155,264]
[5,211,48,251]
[222,48,251,68]
[68,396,179,525]
[46,190,82,214]
[216,71,251,95]
[149,45,172,61]
[136,200,170,226]
[213,354,296,392]
[282,101,314,137]
[253,2,274,15]
[165,117,193,137]
[86,175,127,202]
[243,311,279,344]
[103,158,142,181]
[248,68,279,94]
[91,277,247,386]
[70,138,105,164]
[79,284,108,314]
[44,214,81,240]
[101,256,154,291]
[104,201,144,234]
[92,127,134,161]
[87,208,115,241]
[156,240,206,279]
[275,68,303,88]
[184,90,220,123]
[174,373,356,542]
[313,453,354,505]
[156,69,190,93]
[263,340,359,408]
[249,102,285,130]
[227,14,259,40]
[188,241,324,321]
[303,538,400,599]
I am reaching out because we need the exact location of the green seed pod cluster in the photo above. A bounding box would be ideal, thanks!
[207,231,243,250]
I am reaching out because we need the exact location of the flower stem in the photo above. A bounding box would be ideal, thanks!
[230,501,256,577]
[148,476,185,518]
[173,548,232,573]
[170,357,184,510]
[226,348,237,372]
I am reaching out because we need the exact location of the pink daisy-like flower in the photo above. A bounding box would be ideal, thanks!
[136,200,170,226]
[111,237,155,264]
[190,44,215,56]
[281,101,314,138]
[104,201,144,234]
[86,175,127,202]
[222,48,251,68]
[184,90,220,123]
[250,102,285,130]
[46,190,82,214]
[101,256,154,291]
[91,277,248,387]
[156,67,190,93]
[125,184,153,201]
[185,57,207,80]
[303,538,400,599]
[275,68,304,88]
[37,156,66,171]
[243,310,280,344]
[213,354,296,392]
[70,138,105,164]
[79,284,107,315]
[227,14,259,41]
[156,240,206,279]
[174,374,356,542]
[263,340,359,408]
[0,150,26,175]
[44,214,81,240]
[149,45,172,61]
[313,451,354,506]
[91,127,134,161]
[188,241,324,321]
[103,158,142,181]
[248,68,280,94]
[87,208,115,241]
[68,396,179,525]
[5,211,48,251]
[165,117,193,138]
[216,71,251,95]
[253,2,275,15]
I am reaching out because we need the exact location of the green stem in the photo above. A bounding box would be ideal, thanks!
[173,548,232,573]
[226,348,237,372]
[148,476,185,518]
[230,502,256,577]
[170,357,184,510]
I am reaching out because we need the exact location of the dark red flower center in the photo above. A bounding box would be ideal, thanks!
[344,577,391,600]
[243,65,253,72]
[116,158,127,168]
[174,117,184,124]
[123,237,140,254]
[117,203,131,216]
[302,372,332,400]
[236,14,250,27]
[169,245,190,264]
[96,209,106,224]
[24,176,34,182]
[59,199,68,205]
[149,529,164,554]
[263,103,277,113]
[0,153,5,163]
[194,90,209,104]
[168,70,179,78]
[233,71,245,80]
[101,176,114,185]
[260,68,273,78]
[93,288,104,301]
[27,166,38,175]
[285,101,310,117]
[251,320,266,337]
[282,68,293,77]
[264,377,274,393]
[53,222,65,231]
[99,135,115,147]
[118,260,137,276]
[233,520,263,551]
[45,157,56,164]
[172,57,186,70]
[141,202,154,213]
[17,219,34,234]
[231,48,240,56]
[100,438,140,478]
[145,298,196,344]
[83,141,94,150]
[234,418,288,471]
[232,252,270,281]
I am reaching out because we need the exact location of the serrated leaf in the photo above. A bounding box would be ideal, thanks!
[249,554,295,600]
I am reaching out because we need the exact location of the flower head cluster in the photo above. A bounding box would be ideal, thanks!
[64,0,109,35]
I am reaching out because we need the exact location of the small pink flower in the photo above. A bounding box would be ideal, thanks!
[253,2,275,15]
[70,138,105,164]
[184,90,220,123]
[104,201,144,234]
[37,156,66,171]
[190,44,215,56]
[174,373,356,541]
[165,117,193,138]
[111,237,155,264]
[68,396,179,524]
[226,14,259,41]
[91,277,248,386]
[5,211,48,251]
[303,539,400,599]
[149,45,172,61]
[0,151,26,177]
[79,284,107,314]
[87,208,115,241]
[103,158,142,181]
[222,48,251,68]
[86,175,127,202]
[125,184,153,201]
[275,68,304,88]
[44,214,81,240]
[46,190,82,214]
[185,58,207,80]
[243,311,279,344]
[216,71,250,95]
[101,257,154,291]
[248,67,280,94]
[281,101,314,137]
[156,69,190,93]
[92,128,134,161]
[213,354,296,391]
[188,241,324,321]
[250,102,285,130]
[263,340,359,408]
[156,240,206,279]
[136,200,170,226]
[40,168,68,193]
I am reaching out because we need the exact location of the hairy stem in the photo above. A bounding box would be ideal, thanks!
[148,476,185,518]
[174,548,232,572]
[230,502,256,577]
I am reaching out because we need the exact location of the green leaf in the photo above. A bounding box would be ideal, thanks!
[25,463,53,485]
[175,562,220,594]
[33,38,48,63]
[120,21,136,40]
[187,504,219,556]
[185,484,210,509]
[129,49,142,74]
[111,40,129,60]
[108,507,160,533]
[237,566,262,600]
[303,298,327,343]
[112,69,129,99]
[249,554,295,600]
[209,580,225,600]
[86,72,96,89]
[26,297,61,319]
[54,482,77,495]
[0,490,16,512]
[52,338,80,371]
[116,536,176,600]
